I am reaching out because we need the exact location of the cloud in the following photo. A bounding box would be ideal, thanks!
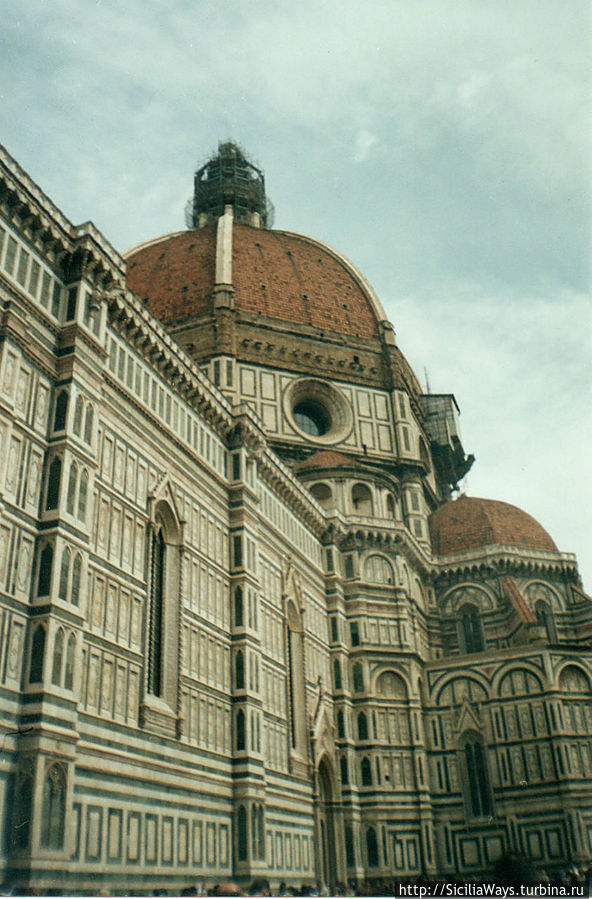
[354,130,379,163]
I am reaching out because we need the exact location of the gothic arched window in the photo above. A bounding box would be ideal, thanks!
[235,650,245,690]
[286,600,306,753]
[53,390,68,432]
[358,711,368,741]
[77,469,88,521]
[71,554,82,606]
[366,826,379,867]
[59,547,71,600]
[234,586,243,627]
[52,628,64,685]
[353,662,364,693]
[73,395,84,436]
[237,804,248,861]
[340,755,349,784]
[458,605,485,654]
[236,709,246,751]
[361,756,372,786]
[66,462,78,515]
[64,634,76,690]
[37,543,53,596]
[461,733,492,819]
[29,624,46,683]
[365,554,394,585]
[535,600,557,643]
[148,528,165,697]
[84,405,94,443]
[333,658,342,691]
[46,457,62,510]
[337,710,345,739]
[41,763,66,849]
[352,483,373,516]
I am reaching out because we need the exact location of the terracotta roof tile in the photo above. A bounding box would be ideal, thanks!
[125,224,379,339]
[429,495,558,556]
[295,450,353,472]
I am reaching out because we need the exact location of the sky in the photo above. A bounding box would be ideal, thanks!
[1,0,590,586]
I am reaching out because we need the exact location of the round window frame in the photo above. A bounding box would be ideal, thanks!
[283,378,353,445]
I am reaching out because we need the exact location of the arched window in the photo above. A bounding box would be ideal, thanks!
[366,827,379,867]
[37,543,53,596]
[286,601,306,753]
[333,658,342,691]
[361,757,372,786]
[235,650,245,689]
[71,554,82,606]
[73,395,84,436]
[536,600,557,643]
[66,462,78,515]
[77,469,88,521]
[257,805,265,860]
[458,605,485,654]
[337,710,345,739]
[41,764,66,849]
[237,804,248,861]
[345,825,355,868]
[351,483,373,516]
[236,709,246,751]
[29,625,46,683]
[461,733,492,819]
[59,547,71,600]
[310,483,333,509]
[234,586,243,627]
[251,805,258,860]
[350,621,360,646]
[386,494,396,519]
[46,457,62,510]
[12,767,33,850]
[51,628,64,685]
[148,528,165,697]
[340,755,349,784]
[53,390,68,431]
[365,554,394,585]
[84,405,94,444]
[64,634,76,690]
[353,662,364,693]
[358,711,368,741]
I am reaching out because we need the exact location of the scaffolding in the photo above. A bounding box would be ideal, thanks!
[420,393,474,490]
[185,141,274,229]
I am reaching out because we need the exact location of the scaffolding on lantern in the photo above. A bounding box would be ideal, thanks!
[185,141,274,229]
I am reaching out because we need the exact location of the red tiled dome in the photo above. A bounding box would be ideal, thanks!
[429,495,558,556]
[125,223,381,339]
[295,450,353,472]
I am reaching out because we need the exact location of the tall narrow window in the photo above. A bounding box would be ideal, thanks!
[462,734,492,818]
[459,605,484,654]
[77,469,88,521]
[71,554,82,606]
[345,825,355,868]
[340,755,349,785]
[235,650,245,689]
[46,457,62,510]
[73,395,84,435]
[41,764,66,849]
[12,768,33,849]
[37,543,53,596]
[333,658,342,691]
[353,662,364,693]
[29,625,46,683]
[361,757,372,786]
[237,805,247,860]
[53,391,68,431]
[59,547,71,600]
[148,528,165,696]
[64,634,76,690]
[337,710,345,739]
[366,827,379,867]
[358,711,368,741]
[84,405,94,444]
[257,805,265,860]
[236,709,246,751]
[536,600,557,643]
[52,629,64,685]
[66,462,78,515]
[234,586,243,627]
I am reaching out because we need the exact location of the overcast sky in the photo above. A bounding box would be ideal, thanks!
[1,1,590,586]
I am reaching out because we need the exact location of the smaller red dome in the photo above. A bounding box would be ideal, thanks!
[295,450,353,472]
[429,495,558,556]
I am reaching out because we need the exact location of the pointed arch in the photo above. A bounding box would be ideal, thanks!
[29,624,46,683]
[66,461,78,515]
[53,389,68,432]
[52,628,65,685]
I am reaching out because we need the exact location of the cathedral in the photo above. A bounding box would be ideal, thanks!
[0,140,590,893]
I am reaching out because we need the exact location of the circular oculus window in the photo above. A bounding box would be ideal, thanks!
[284,378,353,445]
